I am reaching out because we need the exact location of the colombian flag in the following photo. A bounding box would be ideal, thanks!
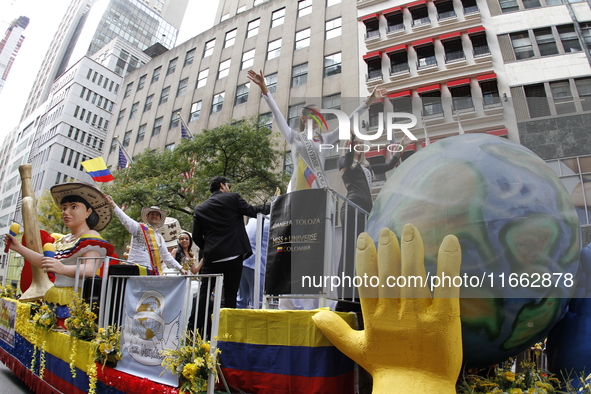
[295,156,316,190]
[217,309,356,394]
[81,157,115,182]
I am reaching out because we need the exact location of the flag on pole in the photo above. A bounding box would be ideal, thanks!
[81,157,115,182]
[180,122,191,139]
[118,147,128,170]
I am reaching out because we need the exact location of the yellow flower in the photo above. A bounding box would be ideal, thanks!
[505,371,516,382]
[182,363,198,379]
[201,343,211,353]
[508,389,523,394]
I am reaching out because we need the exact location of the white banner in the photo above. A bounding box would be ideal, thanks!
[0,299,16,346]
[116,277,189,387]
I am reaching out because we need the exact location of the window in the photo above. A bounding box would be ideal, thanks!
[470,33,490,57]
[443,39,465,63]
[364,19,380,40]
[254,0,266,5]
[165,143,175,151]
[190,101,202,122]
[116,109,126,126]
[211,92,225,113]
[235,83,250,105]
[267,39,282,60]
[390,95,413,121]
[152,117,163,136]
[499,0,519,12]
[326,17,342,39]
[450,85,474,112]
[324,52,342,77]
[522,0,540,9]
[197,69,208,88]
[435,0,456,20]
[421,90,444,117]
[225,29,237,48]
[416,45,436,68]
[184,48,196,66]
[389,50,409,74]
[575,78,591,111]
[298,0,312,17]
[291,63,308,87]
[218,59,231,79]
[167,58,177,75]
[160,86,170,105]
[137,75,146,91]
[271,8,285,28]
[582,23,591,49]
[259,112,273,129]
[558,25,581,53]
[288,103,305,129]
[411,6,430,27]
[221,13,230,22]
[327,0,341,5]
[203,39,215,58]
[137,124,146,142]
[524,83,550,118]
[462,0,479,14]
[170,110,181,129]
[175,78,188,98]
[241,49,255,69]
[152,67,161,83]
[322,93,341,121]
[511,31,534,60]
[534,27,558,56]
[386,12,404,33]
[366,57,382,79]
[369,102,384,128]
[480,80,501,107]
[124,82,133,98]
[144,94,154,112]
[265,73,278,94]
[237,5,246,13]
[129,102,139,119]
[247,19,260,38]
[123,131,131,147]
[550,80,575,115]
[295,28,311,50]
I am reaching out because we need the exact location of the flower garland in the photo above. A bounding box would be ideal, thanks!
[31,302,56,377]
[160,331,221,394]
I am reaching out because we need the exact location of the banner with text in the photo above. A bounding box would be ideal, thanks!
[0,299,16,346]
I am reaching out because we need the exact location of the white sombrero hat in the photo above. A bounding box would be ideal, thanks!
[50,182,113,231]
[141,206,167,228]
[161,217,182,248]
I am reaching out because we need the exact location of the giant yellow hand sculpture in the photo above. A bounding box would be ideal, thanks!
[313,224,462,394]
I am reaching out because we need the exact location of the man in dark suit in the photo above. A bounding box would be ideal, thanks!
[191,176,270,333]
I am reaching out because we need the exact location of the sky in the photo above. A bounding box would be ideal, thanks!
[0,0,218,142]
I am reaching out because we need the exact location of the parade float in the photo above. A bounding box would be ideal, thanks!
[1,134,591,394]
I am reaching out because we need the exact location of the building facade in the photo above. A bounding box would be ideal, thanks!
[0,16,29,96]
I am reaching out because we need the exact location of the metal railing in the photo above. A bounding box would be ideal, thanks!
[445,50,466,63]
[473,45,491,57]
[437,10,457,20]
[412,17,431,27]
[391,63,410,74]
[417,56,437,69]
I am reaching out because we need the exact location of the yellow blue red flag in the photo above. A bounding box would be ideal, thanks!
[81,157,115,182]
[295,156,316,190]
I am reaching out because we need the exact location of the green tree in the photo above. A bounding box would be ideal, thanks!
[102,116,287,247]
[37,189,68,235]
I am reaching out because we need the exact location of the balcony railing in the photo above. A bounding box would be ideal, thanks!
[483,96,503,109]
[422,104,444,118]
[417,56,437,69]
[464,5,479,14]
[453,97,475,112]
[365,29,380,40]
[391,63,410,74]
[437,10,457,20]
[445,50,466,63]
[473,45,491,57]
[366,69,383,81]
[412,17,431,27]
[387,23,404,33]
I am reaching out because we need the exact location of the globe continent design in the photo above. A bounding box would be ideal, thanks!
[366,133,580,367]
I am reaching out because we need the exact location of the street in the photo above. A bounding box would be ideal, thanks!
[0,361,34,393]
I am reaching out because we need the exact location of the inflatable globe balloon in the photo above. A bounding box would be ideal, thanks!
[366,133,580,367]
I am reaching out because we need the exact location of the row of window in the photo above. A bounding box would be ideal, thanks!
[86,68,119,94]
[497,0,583,15]
[60,146,90,172]
[67,126,105,151]
[504,23,591,62]
[362,0,479,39]
[513,77,591,119]
[80,86,115,112]
[365,31,489,80]
[73,105,110,130]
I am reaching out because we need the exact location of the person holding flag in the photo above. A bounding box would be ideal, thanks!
[247,69,387,192]
[104,195,188,276]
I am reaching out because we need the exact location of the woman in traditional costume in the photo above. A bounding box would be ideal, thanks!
[3,182,113,322]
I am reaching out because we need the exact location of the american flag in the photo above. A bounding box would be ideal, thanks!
[181,122,191,139]
[118,147,128,170]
